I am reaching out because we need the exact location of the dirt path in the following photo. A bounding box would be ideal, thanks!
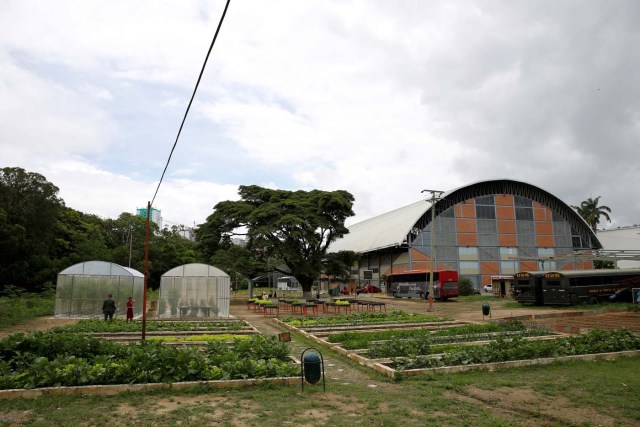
[0,317,77,339]
[230,301,400,391]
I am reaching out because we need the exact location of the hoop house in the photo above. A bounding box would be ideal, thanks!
[158,263,230,318]
[55,261,144,318]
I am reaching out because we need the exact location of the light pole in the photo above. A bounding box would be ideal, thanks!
[422,189,444,311]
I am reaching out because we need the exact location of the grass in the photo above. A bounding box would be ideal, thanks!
[0,294,54,330]
[1,357,638,426]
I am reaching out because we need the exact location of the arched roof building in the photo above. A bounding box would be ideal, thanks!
[55,260,144,318]
[158,263,231,318]
[330,179,600,289]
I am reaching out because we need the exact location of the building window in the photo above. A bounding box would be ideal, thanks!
[537,248,556,270]
[459,261,479,274]
[514,196,532,207]
[500,261,519,274]
[475,195,495,205]
[476,205,496,219]
[515,207,534,221]
[499,247,518,260]
[459,247,479,260]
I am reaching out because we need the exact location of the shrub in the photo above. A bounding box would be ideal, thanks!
[458,278,476,296]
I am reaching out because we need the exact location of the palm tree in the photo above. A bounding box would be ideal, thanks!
[571,196,612,232]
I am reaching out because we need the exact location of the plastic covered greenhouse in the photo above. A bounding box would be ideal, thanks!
[158,263,230,318]
[55,260,144,318]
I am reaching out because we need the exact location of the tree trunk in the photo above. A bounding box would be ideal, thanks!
[299,276,315,300]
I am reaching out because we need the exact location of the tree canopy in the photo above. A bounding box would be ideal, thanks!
[198,185,355,297]
[572,196,612,232]
[0,167,200,291]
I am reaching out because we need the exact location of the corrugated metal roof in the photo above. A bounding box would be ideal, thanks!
[328,179,602,254]
[328,199,432,253]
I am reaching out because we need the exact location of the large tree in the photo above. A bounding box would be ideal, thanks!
[198,185,355,298]
[0,167,63,290]
[572,196,612,232]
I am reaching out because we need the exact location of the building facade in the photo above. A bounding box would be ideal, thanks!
[329,180,601,290]
[136,207,163,229]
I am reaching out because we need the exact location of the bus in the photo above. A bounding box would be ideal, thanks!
[386,270,459,300]
[541,269,640,305]
[513,271,546,305]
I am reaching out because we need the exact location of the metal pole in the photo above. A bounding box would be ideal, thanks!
[128,225,133,268]
[142,201,151,341]
[422,189,443,311]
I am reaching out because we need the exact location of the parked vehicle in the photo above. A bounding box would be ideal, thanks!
[542,269,640,305]
[386,270,459,300]
[356,283,381,295]
[483,284,492,293]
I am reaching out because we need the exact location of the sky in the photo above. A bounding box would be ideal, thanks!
[1,0,639,230]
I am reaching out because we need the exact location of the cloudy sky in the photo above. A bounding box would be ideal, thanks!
[1,0,639,230]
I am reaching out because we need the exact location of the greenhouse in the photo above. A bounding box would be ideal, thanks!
[158,263,231,318]
[55,260,144,318]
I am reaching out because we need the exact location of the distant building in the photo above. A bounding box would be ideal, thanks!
[329,179,600,291]
[136,207,163,229]
[597,225,640,269]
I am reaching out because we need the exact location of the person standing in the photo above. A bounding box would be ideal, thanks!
[102,294,116,321]
[126,297,135,322]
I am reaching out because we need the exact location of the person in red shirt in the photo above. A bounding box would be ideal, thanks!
[126,297,135,322]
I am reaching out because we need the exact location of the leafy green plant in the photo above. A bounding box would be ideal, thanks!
[0,332,297,389]
[50,319,248,333]
[393,328,640,371]
[283,310,448,327]
[148,334,251,342]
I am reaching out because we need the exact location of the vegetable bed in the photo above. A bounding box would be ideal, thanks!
[282,310,450,328]
[0,331,298,390]
[51,319,250,333]
[391,329,640,371]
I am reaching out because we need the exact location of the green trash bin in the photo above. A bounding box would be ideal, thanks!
[329,288,339,297]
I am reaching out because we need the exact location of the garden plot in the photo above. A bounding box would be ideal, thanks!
[50,319,259,343]
[0,330,300,397]
[278,312,640,379]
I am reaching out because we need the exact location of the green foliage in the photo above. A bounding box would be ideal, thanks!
[197,185,355,294]
[571,196,611,232]
[51,319,248,333]
[0,167,63,291]
[0,167,206,292]
[148,334,251,342]
[457,277,475,296]
[394,328,640,370]
[0,292,54,330]
[323,251,360,283]
[594,259,615,269]
[329,321,530,349]
[0,332,297,389]
[283,310,447,327]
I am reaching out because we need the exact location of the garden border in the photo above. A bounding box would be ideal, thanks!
[274,319,640,379]
[0,376,300,400]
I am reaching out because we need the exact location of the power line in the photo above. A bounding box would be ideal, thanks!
[151,0,231,206]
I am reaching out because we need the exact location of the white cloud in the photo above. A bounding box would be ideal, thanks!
[1,0,638,230]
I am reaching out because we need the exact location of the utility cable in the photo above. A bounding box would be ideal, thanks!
[151,0,231,206]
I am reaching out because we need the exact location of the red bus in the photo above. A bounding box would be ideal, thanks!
[386,270,459,300]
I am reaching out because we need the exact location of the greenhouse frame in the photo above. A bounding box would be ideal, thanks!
[158,263,231,318]
[55,260,144,318]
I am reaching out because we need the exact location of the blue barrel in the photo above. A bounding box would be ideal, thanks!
[303,352,322,385]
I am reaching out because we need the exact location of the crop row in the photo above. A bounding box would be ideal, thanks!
[392,328,640,370]
[50,319,249,333]
[0,332,297,389]
[283,310,448,327]
[328,321,533,350]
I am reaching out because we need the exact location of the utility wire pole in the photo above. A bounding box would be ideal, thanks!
[422,189,444,311]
